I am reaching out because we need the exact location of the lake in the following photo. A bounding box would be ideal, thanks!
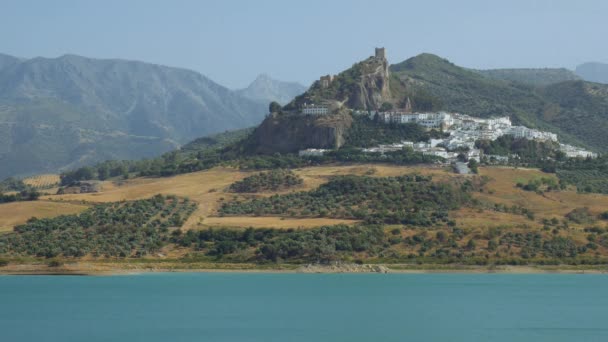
[1,273,607,341]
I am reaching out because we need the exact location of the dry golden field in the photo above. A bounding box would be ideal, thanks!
[1,164,604,233]
[477,167,608,224]
[0,200,89,232]
[36,164,456,230]
[202,216,359,229]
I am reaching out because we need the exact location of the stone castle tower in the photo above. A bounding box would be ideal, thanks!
[375,47,386,60]
[320,74,334,88]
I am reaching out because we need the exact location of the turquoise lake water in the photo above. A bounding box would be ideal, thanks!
[1,273,608,341]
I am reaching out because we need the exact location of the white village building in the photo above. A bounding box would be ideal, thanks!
[301,104,330,115]
[298,149,329,157]
[366,110,596,162]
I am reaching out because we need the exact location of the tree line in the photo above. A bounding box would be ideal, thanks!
[229,169,303,193]
[0,195,197,258]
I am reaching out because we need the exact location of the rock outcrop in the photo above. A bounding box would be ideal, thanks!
[285,49,393,111]
[346,57,391,110]
[247,112,353,154]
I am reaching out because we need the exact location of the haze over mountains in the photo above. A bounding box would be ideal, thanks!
[477,68,581,86]
[237,74,306,105]
[1,50,608,180]
[479,63,608,86]
[0,53,303,178]
[576,62,608,84]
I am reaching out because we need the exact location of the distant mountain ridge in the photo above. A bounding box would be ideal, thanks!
[0,53,23,72]
[476,68,581,86]
[237,74,307,105]
[0,53,268,178]
[576,62,608,84]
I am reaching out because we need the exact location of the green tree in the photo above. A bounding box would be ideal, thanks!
[380,102,394,111]
[468,159,479,174]
[269,101,282,113]
[488,239,498,251]
[97,165,110,180]
[466,239,476,250]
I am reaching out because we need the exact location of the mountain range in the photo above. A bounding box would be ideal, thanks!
[576,62,608,84]
[2,50,608,180]
[476,68,581,86]
[237,74,306,105]
[0,53,302,178]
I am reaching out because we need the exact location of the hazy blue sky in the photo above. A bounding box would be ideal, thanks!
[2,0,607,88]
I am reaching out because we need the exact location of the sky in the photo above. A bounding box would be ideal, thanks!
[1,0,607,88]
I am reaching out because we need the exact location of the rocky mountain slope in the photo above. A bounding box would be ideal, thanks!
[247,51,394,154]
[246,111,353,154]
[285,52,392,111]
[237,74,306,105]
[0,53,267,178]
[576,62,608,84]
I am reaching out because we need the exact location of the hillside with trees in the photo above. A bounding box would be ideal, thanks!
[476,68,581,86]
[390,53,608,152]
[0,195,197,258]
[220,175,471,226]
[228,169,303,193]
[0,53,267,179]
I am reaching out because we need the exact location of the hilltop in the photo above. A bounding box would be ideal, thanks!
[0,53,267,178]
[244,51,608,155]
[285,48,392,111]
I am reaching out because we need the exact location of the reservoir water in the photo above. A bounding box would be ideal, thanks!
[1,273,607,341]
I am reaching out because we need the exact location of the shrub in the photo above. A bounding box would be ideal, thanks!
[229,169,303,193]
[47,260,63,267]
[565,207,596,224]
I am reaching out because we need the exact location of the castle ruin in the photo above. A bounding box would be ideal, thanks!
[320,74,334,88]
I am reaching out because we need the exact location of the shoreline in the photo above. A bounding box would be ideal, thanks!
[2,261,608,276]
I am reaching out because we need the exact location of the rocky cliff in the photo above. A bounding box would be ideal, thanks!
[346,57,391,110]
[285,54,393,111]
[247,112,353,154]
